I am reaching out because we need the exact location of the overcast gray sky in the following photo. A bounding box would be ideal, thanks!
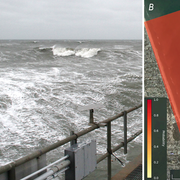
[0,0,142,40]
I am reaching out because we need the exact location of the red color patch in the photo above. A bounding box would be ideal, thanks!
[145,10,180,131]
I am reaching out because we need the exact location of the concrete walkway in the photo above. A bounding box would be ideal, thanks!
[111,153,142,180]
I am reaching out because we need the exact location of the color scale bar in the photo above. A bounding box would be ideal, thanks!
[147,99,152,178]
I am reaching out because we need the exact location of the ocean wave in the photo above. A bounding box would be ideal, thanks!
[75,48,101,58]
[52,46,101,58]
[127,50,142,58]
[53,47,75,56]
[0,94,12,110]
[33,41,39,44]
[35,45,101,58]
[38,46,53,52]
[114,45,132,50]
[77,41,86,44]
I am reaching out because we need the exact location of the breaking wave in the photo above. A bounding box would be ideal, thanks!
[38,47,53,52]
[52,47,101,58]
[53,47,75,56]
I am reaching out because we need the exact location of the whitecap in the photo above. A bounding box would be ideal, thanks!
[38,46,53,52]
[75,48,101,58]
[52,47,101,58]
[52,47,75,56]
[51,67,61,76]
[114,45,132,50]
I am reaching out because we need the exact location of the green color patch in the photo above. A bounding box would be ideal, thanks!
[170,170,180,179]
[145,0,180,21]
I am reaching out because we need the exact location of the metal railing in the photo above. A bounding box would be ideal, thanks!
[0,104,142,180]
[21,155,70,180]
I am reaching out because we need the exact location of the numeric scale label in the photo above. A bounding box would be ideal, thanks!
[144,98,167,179]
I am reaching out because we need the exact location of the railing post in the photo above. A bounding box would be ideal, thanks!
[107,122,111,180]
[8,168,15,180]
[124,111,127,154]
[89,109,94,124]
[70,131,77,146]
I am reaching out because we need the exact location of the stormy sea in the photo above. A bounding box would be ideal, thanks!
[0,40,142,179]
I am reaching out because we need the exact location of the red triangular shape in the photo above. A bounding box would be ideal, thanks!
[145,10,180,131]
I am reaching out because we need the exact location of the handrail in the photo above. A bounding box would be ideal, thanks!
[0,104,142,175]
[20,155,69,180]
[97,129,142,163]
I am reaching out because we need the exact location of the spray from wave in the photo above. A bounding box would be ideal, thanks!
[52,47,75,57]
[52,46,101,58]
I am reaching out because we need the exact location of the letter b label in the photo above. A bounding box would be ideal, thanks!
[149,3,154,11]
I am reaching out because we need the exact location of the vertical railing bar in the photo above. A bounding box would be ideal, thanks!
[89,109,94,124]
[107,121,111,180]
[70,131,77,146]
[8,167,15,180]
[124,111,127,154]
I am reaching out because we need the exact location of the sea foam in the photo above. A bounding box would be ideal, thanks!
[52,46,101,58]
[75,48,101,58]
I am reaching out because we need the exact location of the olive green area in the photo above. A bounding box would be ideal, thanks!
[170,170,180,179]
[145,0,180,21]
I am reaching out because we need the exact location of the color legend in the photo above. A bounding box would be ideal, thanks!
[144,98,167,180]
[147,99,152,178]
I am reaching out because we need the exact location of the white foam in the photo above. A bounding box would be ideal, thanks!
[50,67,61,77]
[52,47,101,58]
[53,47,75,56]
[114,45,132,50]
[75,48,101,58]
[127,50,142,58]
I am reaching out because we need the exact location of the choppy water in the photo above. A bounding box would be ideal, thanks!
[0,40,142,178]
